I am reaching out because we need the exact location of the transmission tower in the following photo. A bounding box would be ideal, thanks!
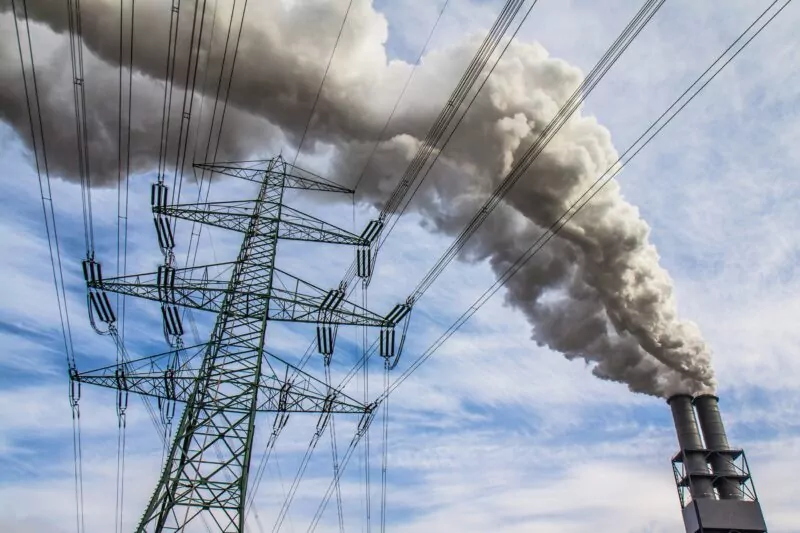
[72,156,409,532]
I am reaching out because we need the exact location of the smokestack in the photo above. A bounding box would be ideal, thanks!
[667,394,767,533]
[667,394,714,499]
[693,394,742,500]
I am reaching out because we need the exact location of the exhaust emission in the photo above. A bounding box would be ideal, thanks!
[0,0,717,397]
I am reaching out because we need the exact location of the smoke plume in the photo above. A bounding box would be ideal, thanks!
[0,0,716,396]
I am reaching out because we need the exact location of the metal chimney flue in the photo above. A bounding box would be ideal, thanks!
[693,394,742,500]
[667,394,767,533]
[667,394,714,500]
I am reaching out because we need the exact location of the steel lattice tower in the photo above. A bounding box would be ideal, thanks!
[73,156,405,532]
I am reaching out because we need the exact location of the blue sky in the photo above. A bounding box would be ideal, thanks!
[1,0,800,532]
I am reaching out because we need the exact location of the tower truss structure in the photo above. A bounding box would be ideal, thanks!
[73,156,406,532]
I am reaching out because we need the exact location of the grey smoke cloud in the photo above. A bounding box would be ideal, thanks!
[0,0,715,396]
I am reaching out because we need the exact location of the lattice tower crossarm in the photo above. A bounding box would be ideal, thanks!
[71,344,369,414]
[153,200,368,245]
[90,264,386,326]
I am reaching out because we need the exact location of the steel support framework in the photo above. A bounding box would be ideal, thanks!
[136,158,289,531]
[70,157,392,532]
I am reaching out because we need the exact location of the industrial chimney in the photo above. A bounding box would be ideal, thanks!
[667,394,767,533]
[694,394,744,500]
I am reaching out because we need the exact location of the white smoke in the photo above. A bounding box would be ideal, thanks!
[0,0,716,396]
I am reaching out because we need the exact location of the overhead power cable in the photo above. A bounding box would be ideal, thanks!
[243,412,286,521]
[377,0,530,221]
[155,0,182,188]
[293,0,355,166]
[10,0,77,376]
[189,0,220,167]
[203,0,249,189]
[168,0,210,224]
[325,365,346,533]
[113,1,136,529]
[307,412,374,533]
[115,0,135,379]
[11,0,83,530]
[65,0,96,258]
[379,361,390,533]
[351,0,452,192]
[362,282,372,533]
[272,428,326,533]
[377,0,794,402]
[184,0,220,267]
[186,0,248,273]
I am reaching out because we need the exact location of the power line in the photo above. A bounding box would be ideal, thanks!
[169,0,212,224]
[66,0,96,258]
[206,0,249,176]
[379,361,389,533]
[11,0,82,530]
[113,0,134,529]
[10,0,77,372]
[119,0,135,351]
[307,414,374,533]
[359,0,529,259]
[183,0,220,268]
[155,0,183,189]
[189,0,220,168]
[362,282,371,533]
[293,0,355,166]
[351,0,452,192]
[186,0,248,273]
[325,365,345,533]
[375,0,530,221]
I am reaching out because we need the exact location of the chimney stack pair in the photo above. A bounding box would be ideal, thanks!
[667,394,767,533]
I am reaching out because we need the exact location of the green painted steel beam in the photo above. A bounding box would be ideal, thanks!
[91,266,386,326]
[153,200,367,245]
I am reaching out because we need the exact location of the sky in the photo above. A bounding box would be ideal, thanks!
[1,0,800,532]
